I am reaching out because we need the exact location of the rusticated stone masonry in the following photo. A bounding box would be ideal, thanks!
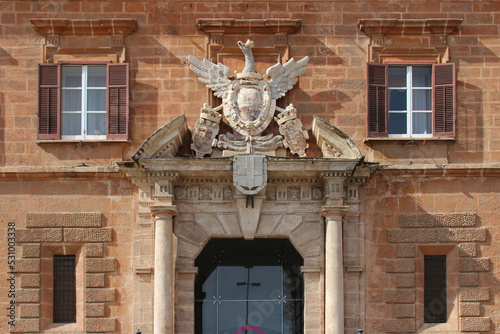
[385,213,490,333]
[13,213,116,333]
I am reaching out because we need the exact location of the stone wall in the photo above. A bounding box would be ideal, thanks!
[363,169,500,333]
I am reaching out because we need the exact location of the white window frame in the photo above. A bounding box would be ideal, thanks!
[388,65,433,138]
[61,65,107,140]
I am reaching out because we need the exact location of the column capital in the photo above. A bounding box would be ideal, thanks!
[150,205,178,219]
[321,206,349,220]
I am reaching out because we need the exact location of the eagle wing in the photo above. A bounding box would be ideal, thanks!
[188,55,232,99]
[266,56,310,99]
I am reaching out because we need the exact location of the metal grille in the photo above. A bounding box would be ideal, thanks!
[424,255,447,323]
[53,256,76,323]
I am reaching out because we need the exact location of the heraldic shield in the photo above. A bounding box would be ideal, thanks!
[225,78,276,137]
[233,155,267,195]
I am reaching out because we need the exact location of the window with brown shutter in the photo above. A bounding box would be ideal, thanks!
[38,64,60,140]
[366,63,455,138]
[37,62,129,140]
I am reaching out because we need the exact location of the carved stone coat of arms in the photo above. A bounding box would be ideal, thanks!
[188,40,310,157]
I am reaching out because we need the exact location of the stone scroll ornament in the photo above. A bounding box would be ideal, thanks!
[188,40,310,156]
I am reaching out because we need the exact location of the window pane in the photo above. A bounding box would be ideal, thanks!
[218,301,282,334]
[413,112,432,135]
[388,67,407,87]
[53,256,76,323]
[413,67,432,87]
[389,89,407,111]
[424,256,447,323]
[413,89,432,111]
[195,302,216,333]
[62,67,82,87]
[87,113,107,136]
[62,112,82,136]
[388,112,407,135]
[284,300,303,334]
[87,89,106,111]
[62,90,82,111]
[87,66,107,87]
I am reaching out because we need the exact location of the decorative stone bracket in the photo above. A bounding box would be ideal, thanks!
[30,18,138,63]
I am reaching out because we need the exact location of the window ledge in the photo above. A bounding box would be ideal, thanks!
[37,139,131,145]
[364,137,455,144]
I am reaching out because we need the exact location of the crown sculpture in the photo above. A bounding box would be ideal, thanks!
[188,40,310,158]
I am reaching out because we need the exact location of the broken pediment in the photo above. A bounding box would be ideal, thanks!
[132,114,188,161]
[312,116,363,160]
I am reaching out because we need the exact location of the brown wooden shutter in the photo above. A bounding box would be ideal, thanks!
[367,63,388,137]
[433,63,455,137]
[107,63,129,140]
[38,63,60,139]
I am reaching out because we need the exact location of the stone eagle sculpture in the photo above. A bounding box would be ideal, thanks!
[188,40,310,157]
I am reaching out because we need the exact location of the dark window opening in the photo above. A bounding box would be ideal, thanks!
[53,255,76,323]
[424,255,447,323]
[195,238,304,334]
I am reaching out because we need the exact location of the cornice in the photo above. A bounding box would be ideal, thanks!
[196,18,302,35]
[358,18,462,37]
[0,166,123,180]
[30,18,138,36]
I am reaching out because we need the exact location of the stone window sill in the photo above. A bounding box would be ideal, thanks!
[364,137,455,145]
[37,139,130,145]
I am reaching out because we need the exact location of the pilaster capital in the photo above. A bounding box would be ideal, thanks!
[150,205,178,219]
[321,206,349,221]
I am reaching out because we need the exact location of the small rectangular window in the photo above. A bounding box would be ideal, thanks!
[53,255,76,323]
[424,255,447,323]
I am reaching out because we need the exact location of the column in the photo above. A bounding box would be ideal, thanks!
[151,205,177,334]
[322,207,347,334]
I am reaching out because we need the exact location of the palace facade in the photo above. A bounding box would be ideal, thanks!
[0,1,499,334]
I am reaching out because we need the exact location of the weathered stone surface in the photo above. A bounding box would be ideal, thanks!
[459,273,479,287]
[387,229,436,243]
[16,259,40,273]
[19,303,40,318]
[85,318,116,332]
[86,258,116,273]
[460,317,490,332]
[17,228,63,243]
[396,244,415,258]
[385,289,416,303]
[26,212,102,228]
[458,243,477,257]
[86,243,105,257]
[460,302,481,317]
[460,288,490,302]
[386,259,415,273]
[385,319,415,333]
[86,288,116,302]
[399,213,476,228]
[395,304,415,318]
[22,243,40,258]
[64,228,112,243]
[274,214,302,235]
[10,319,40,333]
[86,273,106,288]
[437,228,486,243]
[16,289,40,303]
[395,274,416,288]
[20,274,40,288]
[459,258,490,272]
[86,303,106,317]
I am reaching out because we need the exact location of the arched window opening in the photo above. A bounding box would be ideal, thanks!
[195,238,304,334]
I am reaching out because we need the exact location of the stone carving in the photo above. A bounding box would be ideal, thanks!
[188,40,309,156]
[233,155,267,195]
[191,103,222,158]
[275,104,309,157]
